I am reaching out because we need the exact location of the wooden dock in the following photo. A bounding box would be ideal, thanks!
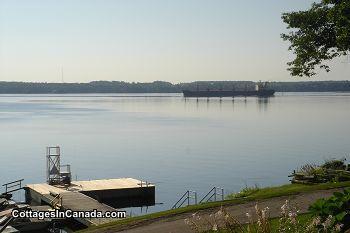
[24,178,155,226]
[59,192,117,225]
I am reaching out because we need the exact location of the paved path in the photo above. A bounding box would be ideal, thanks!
[88,188,343,233]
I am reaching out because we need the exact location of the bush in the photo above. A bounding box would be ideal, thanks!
[309,188,350,231]
[292,158,350,184]
[229,185,260,199]
[321,159,347,170]
[184,201,343,233]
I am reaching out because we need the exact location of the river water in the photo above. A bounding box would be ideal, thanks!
[0,93,349,214]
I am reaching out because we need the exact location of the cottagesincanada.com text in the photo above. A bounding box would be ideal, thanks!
[12,209,126,220]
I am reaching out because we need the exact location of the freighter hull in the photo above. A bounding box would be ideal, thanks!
[182,90,275,98]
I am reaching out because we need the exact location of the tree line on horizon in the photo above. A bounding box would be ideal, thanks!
[0,80,349,93]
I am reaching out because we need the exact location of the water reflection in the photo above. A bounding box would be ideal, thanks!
[182,96,272,112]
[257,97,271,112]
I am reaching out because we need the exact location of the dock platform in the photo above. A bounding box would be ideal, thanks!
[24,178,155,226]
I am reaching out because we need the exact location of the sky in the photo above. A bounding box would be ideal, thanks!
[0,0,349,83]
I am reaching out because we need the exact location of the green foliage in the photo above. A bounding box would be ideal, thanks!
[186,202,340,233]
[204,214,314,233]
[292,158,350,184]
[321,158,346,170]
[227,182,350,201]
[281,0,350,77]
[298,164,317,176]
[230,185,260,198]
[309,188,350,230]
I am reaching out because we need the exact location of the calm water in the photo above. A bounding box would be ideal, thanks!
[1,93,350,214]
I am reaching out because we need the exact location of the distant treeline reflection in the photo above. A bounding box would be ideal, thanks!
[0,80,349,94]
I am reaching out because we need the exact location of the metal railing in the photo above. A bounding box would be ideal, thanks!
[2,179,24,194]
[49,192,63,209]
[138,181,153,187]
[0,216,14,232]
[172,190,197,209]
[60,164,71,173]
[199,187,224,204]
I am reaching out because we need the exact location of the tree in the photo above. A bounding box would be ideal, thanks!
[281,0,350,77]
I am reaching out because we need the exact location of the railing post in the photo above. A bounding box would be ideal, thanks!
[172,189,200,209]
[187,191,190,206]
[213,188,216,201]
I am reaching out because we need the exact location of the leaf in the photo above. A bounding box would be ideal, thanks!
[335,211,347,221]
[344,188,350,195]
[281,0,350,77]
[333,192,344,198]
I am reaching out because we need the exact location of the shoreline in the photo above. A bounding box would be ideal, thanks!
[78,181,350,233]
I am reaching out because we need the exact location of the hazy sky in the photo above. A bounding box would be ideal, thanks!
[0,0,349,83]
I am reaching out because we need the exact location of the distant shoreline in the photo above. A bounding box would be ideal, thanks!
[0,80,349,94]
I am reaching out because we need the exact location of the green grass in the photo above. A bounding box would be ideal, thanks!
[230,185,260,198]
[269,213,313,233]
[209,213,313,233]
[78,181,350,233]
[230,181,350,200]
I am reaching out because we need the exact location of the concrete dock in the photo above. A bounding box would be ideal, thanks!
[24,178,155,226]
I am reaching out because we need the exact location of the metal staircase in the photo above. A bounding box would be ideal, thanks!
[2,179,24,194]
[199,187,224,203]
[172,187,225,209]
[171,190,197,209]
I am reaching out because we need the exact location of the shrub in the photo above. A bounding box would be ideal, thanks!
[321,158,347,170]
[299,164,317,176]
[184,201,342,233]
[309,188,350,231]
[292,158,350,184]
[228,185,260,199]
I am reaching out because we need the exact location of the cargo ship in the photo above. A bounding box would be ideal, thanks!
[182,82,275,98]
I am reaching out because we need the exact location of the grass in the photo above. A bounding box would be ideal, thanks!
[230,181,350,200]
[269,213,313,233]
[207,213,314,233]
[230,184,260,198]
[78,181,350,233]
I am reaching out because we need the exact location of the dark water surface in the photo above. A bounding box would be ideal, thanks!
[1,93,349,214]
